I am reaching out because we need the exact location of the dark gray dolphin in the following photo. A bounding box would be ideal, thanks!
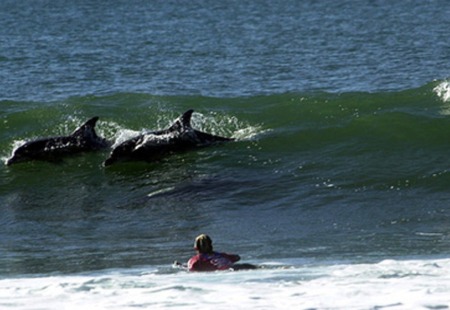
[6,117,109,165]
[103,109,233,166]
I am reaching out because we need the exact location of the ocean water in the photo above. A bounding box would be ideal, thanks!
[1,0,450,309]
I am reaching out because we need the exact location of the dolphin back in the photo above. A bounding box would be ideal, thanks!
[6,117,109,165]
[167,109,194,132]
[71,116,110,149]
[169,109,233,143]
[193,130,234,144]
[103,109,234,166]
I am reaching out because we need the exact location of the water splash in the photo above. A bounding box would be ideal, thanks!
[153,111,264,141]
[2,139,27,165]
[433,80,450,103]
[190,111,264,141]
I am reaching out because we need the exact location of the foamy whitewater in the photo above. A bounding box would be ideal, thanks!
[2,258,450,309]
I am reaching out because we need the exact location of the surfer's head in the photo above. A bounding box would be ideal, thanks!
[194,234,213,254]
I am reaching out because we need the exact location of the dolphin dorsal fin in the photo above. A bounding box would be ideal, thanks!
[71,117,99,137]
[169,109,194,132]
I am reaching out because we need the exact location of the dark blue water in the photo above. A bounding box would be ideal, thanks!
[1,0,449,102]
[1,0,450,279]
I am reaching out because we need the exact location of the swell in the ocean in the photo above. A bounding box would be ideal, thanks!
[2,80,450,187]
[1,80,450,277]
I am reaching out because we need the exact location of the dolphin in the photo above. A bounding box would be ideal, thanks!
[6,116,109,165]
[103,109,233,166]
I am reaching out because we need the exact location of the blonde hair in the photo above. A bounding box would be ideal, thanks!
[194,234,213,254]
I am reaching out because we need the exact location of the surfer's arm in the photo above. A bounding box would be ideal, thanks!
[223,253,241,263]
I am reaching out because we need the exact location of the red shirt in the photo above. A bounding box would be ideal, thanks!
[188,252,240,272]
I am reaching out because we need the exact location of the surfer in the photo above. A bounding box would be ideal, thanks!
[185,234,257,272]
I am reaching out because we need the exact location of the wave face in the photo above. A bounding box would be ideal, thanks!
[1,81,450,276]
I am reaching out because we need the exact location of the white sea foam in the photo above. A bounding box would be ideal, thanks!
[147,186,176,198]
[2,257,450,309]
[111,128,141,148]
[434,80,450,116]
[190,111,265,141]
[434,80,450,103]
[2,140,27,165]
